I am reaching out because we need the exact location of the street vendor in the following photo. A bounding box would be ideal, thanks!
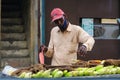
[39,8,95,66]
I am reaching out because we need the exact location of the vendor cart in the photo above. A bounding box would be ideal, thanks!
[1,59,120,80]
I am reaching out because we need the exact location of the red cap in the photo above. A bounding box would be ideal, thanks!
[51,8,64,22]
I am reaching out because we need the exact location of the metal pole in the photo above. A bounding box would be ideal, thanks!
[40,0,45,45]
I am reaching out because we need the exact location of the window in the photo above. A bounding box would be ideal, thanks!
[80,18,120,39]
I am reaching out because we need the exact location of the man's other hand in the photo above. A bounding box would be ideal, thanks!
[39,45,48,53]
[77,45,87,57]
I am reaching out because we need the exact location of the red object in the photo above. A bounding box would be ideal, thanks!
[39,47,44,64]
[51,8,64,22]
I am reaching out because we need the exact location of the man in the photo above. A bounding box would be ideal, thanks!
[40,8,95,66]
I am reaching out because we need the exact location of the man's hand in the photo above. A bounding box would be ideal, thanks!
[77,45,87,57]
[39,45,48,53]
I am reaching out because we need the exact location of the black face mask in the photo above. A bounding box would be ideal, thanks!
[59,19,67,32]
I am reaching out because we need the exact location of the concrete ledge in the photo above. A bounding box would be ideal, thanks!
[2,25,24,33]
[1,18,22,25]
[1,57,31,68]
[0,41,27,49]
[1,33,26,41]
[0,49,29,58]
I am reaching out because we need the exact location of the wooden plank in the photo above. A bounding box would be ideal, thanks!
[0,0,1,41]
[0,0,1,68]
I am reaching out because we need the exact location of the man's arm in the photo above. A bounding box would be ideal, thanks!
[78,27,95,51]
[77,27,95,56]
[44,29,54,57]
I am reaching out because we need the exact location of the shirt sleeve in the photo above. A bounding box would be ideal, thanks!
[78,27,95,51]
